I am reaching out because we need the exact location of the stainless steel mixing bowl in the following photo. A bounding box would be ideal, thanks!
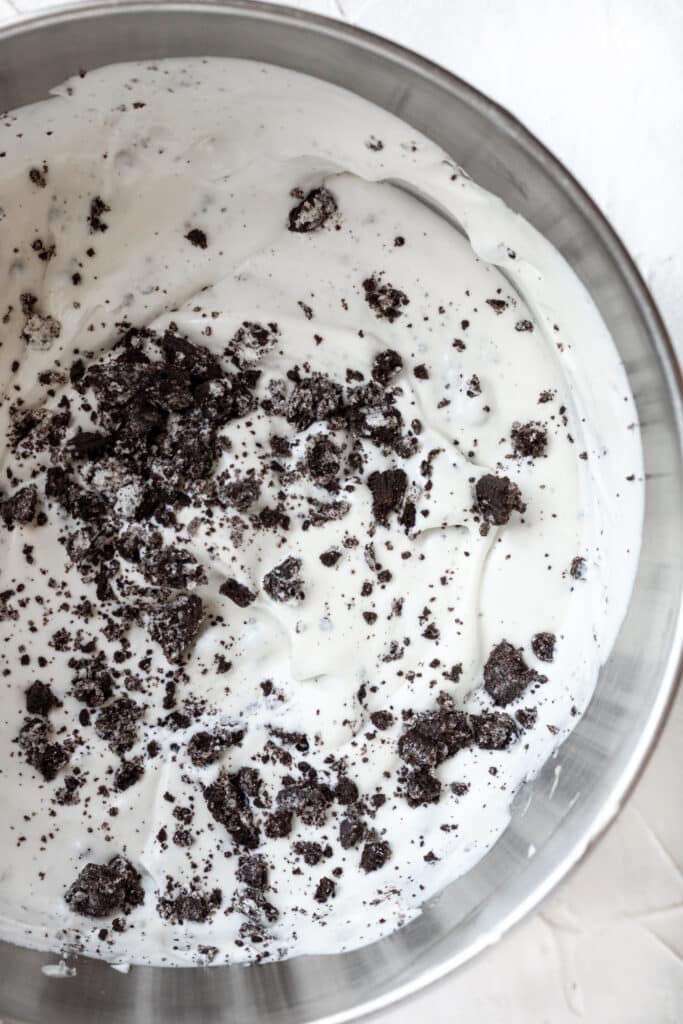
[0,3,681,1022]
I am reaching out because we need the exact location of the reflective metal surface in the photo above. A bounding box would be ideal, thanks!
[0,4,681,1022]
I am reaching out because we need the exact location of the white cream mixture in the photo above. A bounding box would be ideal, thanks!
[0,58,643,965]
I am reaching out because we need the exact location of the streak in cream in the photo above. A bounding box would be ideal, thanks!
[0,59,643,965]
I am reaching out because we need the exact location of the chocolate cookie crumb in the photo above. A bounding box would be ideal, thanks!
[320,549,342,568]
[64,856,144,918]
[531,632,556,662]
[94,697,142,754]
[483,640,544,706]
[362,275,409,322]
[360,840,391,872]
[367,468,407,526]
[88,196,110,233]
[263,557,305,603]
[314,877,335,903]
[147,593,204,663]
[475,474,526,531]
[185,228,208,249]
[204,768,260,849]
[471,711,518,749]
[25,680,58,717]
[220,579,257,608]
[570,556,586,580]
[288,187,337,233]
[511,421,548,459]
[371,349,403,386]
[1,485,38,527]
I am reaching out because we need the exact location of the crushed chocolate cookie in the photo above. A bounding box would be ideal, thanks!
[288,187,337,232]
[94,697,143,754]
[511,421,548,459]
[220,579,257,608]
[314,877,335,903]
[367,468,407,526]
[25,680,58,717]
[360,839,391,872]
[17,717,69,781]
[65,856,144,917]
[263,557,305,603]
[204,768,260,849]
[483,640,545,706]
[158,886,221,924]
[570,556,586,580]
[1,485,38,527]
[319,548,342,568]
[147,593,204,663]
[371,349,403,386]
[185,227,208,248]
[471,711,518,750]
[475,474,526,532]
[362,275,409,322]
[531,632,556,662]
[88,196,110,233]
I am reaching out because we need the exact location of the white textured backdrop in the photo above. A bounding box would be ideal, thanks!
[0,1,681,1020]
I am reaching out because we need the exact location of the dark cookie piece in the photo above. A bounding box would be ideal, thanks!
[288,187,337,233]
[276,780,332,827]
[511,421,548,459]
[67,431,110,461]
[294,841,324,865]
[88,196,110,233]
[413,363,429,380]
[339,817,364,849]
[264,809,293,839]
[398,704,472,768]
[187,728,242,767]
[403,767,441,807]
[314,877,335,903]
[113,758,144,791]
[515,319,534,332]
[220,578,257,608]
[370,710,394,731]
[237,854,268,889]
[221,475,261,512]
[362,275,409,322]
[144,364,195,412]
[335,776,359,805]
[29,166,47,188]
[486,298,508,314]
[94,697,142,754]
[516,707,538,730]
[475,474,526,531]
[483,640,544,707]
[531,632,556,662]
[1,485,38,527]
[147,593,204,663]
[158,887,221,924]
[319,549,342,568]
[25,680,58,717]
[45,467,108,523]
[360,839,391,873]
[306,435,340,488]
[72,657,114,707]
[287,373,343,432]
[570,556,586,580]
[22,312,61,349]
[64,856,144,917]
[367,468,407,526]
[263,557,305,603]
[471,711,518,750]
[185,228,208,249]
[371,349,403,386]
[204,767,260,849]
[18,717,69,781]
[143,546,207,590]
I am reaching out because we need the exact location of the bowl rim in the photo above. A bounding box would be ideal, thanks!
[0,2,682,1020]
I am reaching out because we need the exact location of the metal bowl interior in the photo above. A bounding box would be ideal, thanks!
[0,3,681,1023]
